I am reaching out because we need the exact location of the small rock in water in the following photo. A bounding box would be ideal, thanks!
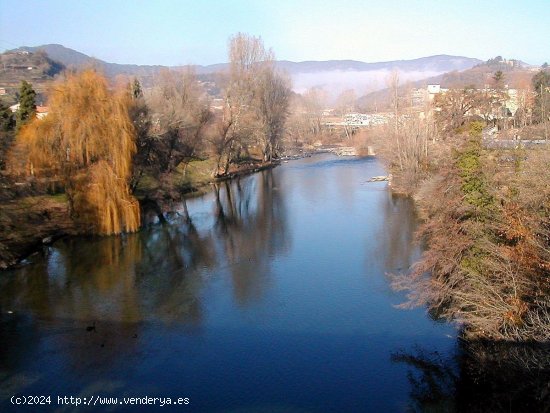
[368,175,389,182]
[42,236,53,244]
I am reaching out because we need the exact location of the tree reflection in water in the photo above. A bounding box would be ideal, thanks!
[0,169,288,392]
[379,191,550,412]
[392,347,458,412]
[212,170,289,305]
[2,156,547,411]
[392,339,550,412]
[0,170,288,323]
[375,191,418,274]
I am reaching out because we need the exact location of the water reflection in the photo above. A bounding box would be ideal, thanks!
[376,191,418,273]
[393,340,550,412]
[0,170,287,325]
[1,155,544,412]
[213,171,289,305]
[1,169,289,404]
[392,346,458,412]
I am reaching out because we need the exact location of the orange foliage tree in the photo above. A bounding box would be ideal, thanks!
[15,70,140,235]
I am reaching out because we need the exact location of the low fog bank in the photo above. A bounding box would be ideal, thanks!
[291,69,444,98]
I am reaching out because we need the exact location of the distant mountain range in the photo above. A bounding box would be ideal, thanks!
[11,44,167,79]
[7,44,483,94]
[11,44,481,75]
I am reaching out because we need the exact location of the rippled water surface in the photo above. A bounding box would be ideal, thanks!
[1,155,459,412]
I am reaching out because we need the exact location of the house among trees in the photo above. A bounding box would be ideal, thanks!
[36,105,49,119]
[9,102,49,119]
[411,84,448,106]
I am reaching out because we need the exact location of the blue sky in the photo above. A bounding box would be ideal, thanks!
[1,0,548,65]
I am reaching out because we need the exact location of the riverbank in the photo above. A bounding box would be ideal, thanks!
[0,146,371,270]
[0,158,279,270]
[0,194,80,269]
[385,131,550,343]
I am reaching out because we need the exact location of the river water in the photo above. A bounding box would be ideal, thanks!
[1,154,463,411]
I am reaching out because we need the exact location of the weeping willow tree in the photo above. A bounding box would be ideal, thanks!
[15,70,140,235]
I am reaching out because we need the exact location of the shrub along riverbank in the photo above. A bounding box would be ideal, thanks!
[385,122,549,342]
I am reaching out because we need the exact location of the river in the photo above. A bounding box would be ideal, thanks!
[3,154,541,412]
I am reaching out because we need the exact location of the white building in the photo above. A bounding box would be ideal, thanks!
[9,103,49,119]
[341,112,392,126]
[411,84,448,106]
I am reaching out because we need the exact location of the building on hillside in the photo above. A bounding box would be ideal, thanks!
[8,103,49,119]
[343,113,370,125]
[411,84,448,107]
[504,88,519,117]
[474,86,521,119]
[427,84,441,94]
[427,84,448,101]
[504,59,521,68]
[36,106,49,119]
[334,112,392,126]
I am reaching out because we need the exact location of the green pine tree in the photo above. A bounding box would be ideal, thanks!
[492,70,504,88]
[16,80,37,129]
[0,100,15,170]
[0,101,15,132]
[132,78,143,99]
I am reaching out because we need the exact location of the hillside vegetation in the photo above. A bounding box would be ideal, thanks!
[0,50,64,102]
[365,66,550,341]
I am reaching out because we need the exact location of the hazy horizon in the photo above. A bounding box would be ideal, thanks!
[0,43,484,67]
[1,0,548,66]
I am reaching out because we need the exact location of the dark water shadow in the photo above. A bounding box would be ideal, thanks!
[392,339,550,412]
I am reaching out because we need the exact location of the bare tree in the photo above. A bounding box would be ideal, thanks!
[434,87,483,134]
[211,33,266,176]
[335,89,357,140]
[514,78,534,128]
[302,87,327,137]
[147,68,212,175]
[211,33,291,173]
[284,93,321,148]
[387,70,403,169]
[255,64,291,161]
